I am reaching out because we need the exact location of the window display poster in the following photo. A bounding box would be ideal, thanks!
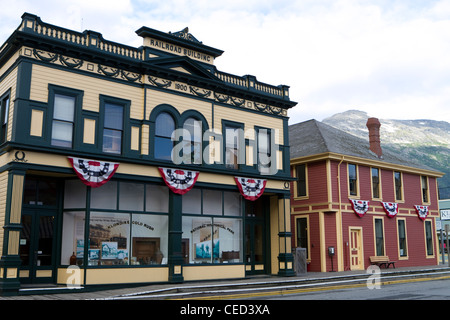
[101,242,118,259]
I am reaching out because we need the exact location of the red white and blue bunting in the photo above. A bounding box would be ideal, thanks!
[234,177,267,201]
[158,167,199,195]
[349,199,370,217]
[414,205,429,221]
[68,157,119,188]
[382,202,398,218]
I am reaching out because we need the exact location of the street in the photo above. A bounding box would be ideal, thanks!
[254,277,450,300]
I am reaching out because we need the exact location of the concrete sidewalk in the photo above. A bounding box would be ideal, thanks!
[2,264,450,300]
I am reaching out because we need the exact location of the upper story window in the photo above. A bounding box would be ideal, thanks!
[421,176,429,203]
[348,164,358,196]
[296,164,307,198]
[102,103,124,154]
[394,171,403,201]
[258,128,271,174]
[51,94,75,148]
[371,167,380,199]
[0,93,10,144]
[155,112,175,161]
[183,117,202,164]
[224,124,241,170]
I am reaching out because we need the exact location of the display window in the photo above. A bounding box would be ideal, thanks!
[182,188,243,264]
[61,179,169,266]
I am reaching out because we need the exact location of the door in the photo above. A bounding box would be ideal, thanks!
[349,228,364,270]
[245,197,268,275]
[19,210,56,284]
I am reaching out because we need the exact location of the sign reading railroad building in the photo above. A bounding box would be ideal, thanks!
[145,37,214,64]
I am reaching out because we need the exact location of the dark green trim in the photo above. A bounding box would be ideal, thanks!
[168,193,183,283]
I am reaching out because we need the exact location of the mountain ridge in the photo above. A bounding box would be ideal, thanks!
[321,110,450,199]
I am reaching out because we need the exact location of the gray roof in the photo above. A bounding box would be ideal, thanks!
[289,119,438,172]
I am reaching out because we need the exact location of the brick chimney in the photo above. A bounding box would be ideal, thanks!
[366,117,383,158]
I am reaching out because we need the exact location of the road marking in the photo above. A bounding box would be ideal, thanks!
[173,274,450,300]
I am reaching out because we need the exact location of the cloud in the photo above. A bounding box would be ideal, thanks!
[1,0,449,124]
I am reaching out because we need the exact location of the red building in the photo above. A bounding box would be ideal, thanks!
[290,118,444,272]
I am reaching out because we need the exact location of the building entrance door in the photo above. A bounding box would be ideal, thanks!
[19,209,56,284]
[245,196,268,275]
[349,228,364,270]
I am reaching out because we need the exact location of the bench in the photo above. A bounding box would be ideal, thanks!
[369,256,396,268]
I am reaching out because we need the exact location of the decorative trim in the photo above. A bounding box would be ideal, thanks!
[415,205,429,221]
[59,55,83,69]
[158,167,199,195]
[149,76,172,88]
[234,176,266,201]
[68,156,119,188]
[349,199,369,218]
[381,202,398,218]
[170,27,202,44]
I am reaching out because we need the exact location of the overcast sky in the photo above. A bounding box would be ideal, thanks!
[1,0,450,124]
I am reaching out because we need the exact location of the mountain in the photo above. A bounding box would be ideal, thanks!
[322,110,450,199]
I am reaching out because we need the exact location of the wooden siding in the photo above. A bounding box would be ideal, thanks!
[291,159,440,272]
[0,66,18,142]
[30,64,144,119]
[0,171,8,257]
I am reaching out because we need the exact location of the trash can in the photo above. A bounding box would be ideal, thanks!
[294,248,307,275]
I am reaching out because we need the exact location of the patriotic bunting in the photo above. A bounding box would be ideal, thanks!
[349,199,370,217]
[382,202,398,218]
[158,167,199,195]
[68,157,119,188]
[414,205,429,221]
[234,176,267,201]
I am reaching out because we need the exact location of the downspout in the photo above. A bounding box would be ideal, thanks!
[337,156,344,217]
[337,156,345,270]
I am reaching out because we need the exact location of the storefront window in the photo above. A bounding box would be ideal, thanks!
[182,188,201,214]
[89,212,130,265]
[64,179,87,208]
[146,184,169,212]
[131,214,168,265]
[182,216,242,264]
[182,188,243,264]
[61,179,169,266]
[61,211,86,265]
[91,181,118,209]
[119,182,144,211]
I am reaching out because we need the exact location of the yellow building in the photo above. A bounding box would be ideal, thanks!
[0,13,297,295]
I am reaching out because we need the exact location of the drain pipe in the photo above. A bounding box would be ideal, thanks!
[337,156,346,270]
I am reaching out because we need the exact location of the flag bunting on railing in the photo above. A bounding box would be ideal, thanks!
[158,167,199,195]
[68,157,119,188]
[234,177,267,201]
[349,199,370,217]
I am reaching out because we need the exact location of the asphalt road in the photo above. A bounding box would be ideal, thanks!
[253,276,450,300]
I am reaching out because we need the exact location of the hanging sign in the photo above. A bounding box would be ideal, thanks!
[382,202,398,218]
[349,199,370,217]
[158,167,199,195]
[415,205,429,221]
[68,157,119,188]
[234,176,267,201]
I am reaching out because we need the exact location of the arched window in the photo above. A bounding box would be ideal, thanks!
[183,117,202,164]
[155,112,175,160]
